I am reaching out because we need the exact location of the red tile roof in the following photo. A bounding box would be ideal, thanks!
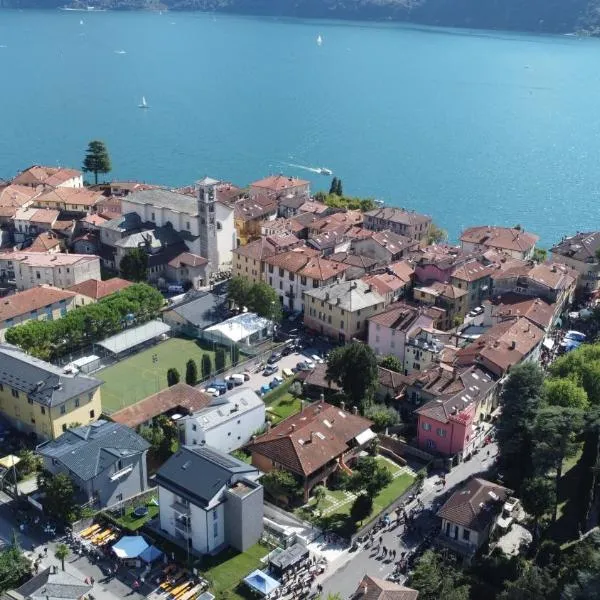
[437,477,510,531]
[168,252,208,269]
[353,575,419,600]
[487,294,555,331]
[110,383,212,429]
[250,175,310,193]
[28,232,62,252]
[460,226,539,254]
[0,184,40,207]
[0,286,76,322]
[67,278,132,300]
[248,401,373,477]
[12,165,81,187]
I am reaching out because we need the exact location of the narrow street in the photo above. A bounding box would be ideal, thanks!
[319,443,498,598]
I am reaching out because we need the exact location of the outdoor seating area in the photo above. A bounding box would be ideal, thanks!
[79,523,120,548]
[155,563,209,600]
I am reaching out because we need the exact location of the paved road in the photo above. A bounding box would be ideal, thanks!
[319,444,499,599]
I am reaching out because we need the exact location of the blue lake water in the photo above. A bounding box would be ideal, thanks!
[1,9,600,244]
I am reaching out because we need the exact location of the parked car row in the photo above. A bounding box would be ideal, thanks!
[201,372,251,396]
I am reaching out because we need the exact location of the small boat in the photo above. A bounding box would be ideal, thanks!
[79,19,84,24]
[114,49,126,54]
[138,96,149,109]
[317,167,333,176]
[60,5,106,10]
[316,35,323,46]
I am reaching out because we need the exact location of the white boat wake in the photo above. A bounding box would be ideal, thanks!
[114,50,127,54]
[279,161,322,174]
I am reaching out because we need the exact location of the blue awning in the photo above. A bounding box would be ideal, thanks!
[112,536,149,559]
[140,545,163,563]
[243,570,280,596]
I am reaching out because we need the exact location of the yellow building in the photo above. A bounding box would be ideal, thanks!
[0,344,102,440]
[234,197,277,246]
[413,281,468,330]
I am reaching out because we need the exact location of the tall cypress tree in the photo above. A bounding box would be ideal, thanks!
[329,177,339,195]
[335,178,343,196]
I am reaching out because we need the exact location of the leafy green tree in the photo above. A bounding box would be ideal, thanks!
[17,449,41,475]
[520,476,556,539]
[327,343,378,410]
[228,276,252,309]
[185,359,198,385]
[231,344,240,366]
[261,469,302,500]
[215,347,226,373]
[364,403,399,432]
[532,406,585,522]
[140,424,165,450]
[498,565,555,600]
[0,534,31,593]
[247,282,282,322]
[201,354,212,379]
[409,550,470,600]
[39,472,78,523]
[533,248,548,262]
[167,368,180,387]
[120,248,148,282]
[329,177,339,195]
[574,407,600,534]
[427,223,448,244]
[562,571,600,600]
[54,543,69,571]
[289,381,303,399]
[156,414,178,458]
[496,363,544,491]
[543,378,589,410]
[379,355,402,373]
[350,493,372,523]
[347,456,392,498]
[82,139,111,185]
[313,485,326,510]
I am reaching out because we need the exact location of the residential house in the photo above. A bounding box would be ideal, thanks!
[181,388,266,452]
[309,210,363,237]
[450,259,495,311]
[352,230,418,266]
[403,328,447,375]
[32,187,103,214]
[363,207,432,244]
[460,226,538,260]
[111,383,212,430]
[482,294,557,332]
[232,234,301,285]
[328,253,380,280]
[368,303,433,360]
[93,181,158,197]
[12,165,83,189]
[436,477,511,562]
[415,366,497,457]
[0,253,101,291]
[551,231,600,295]
[352,575,418,600]
[0,343,102,440]
[162,291,229,338]
[413,282,468,330]
[454,317,545,378]
[262,213,319,240]
[27,232,63,253]
[234,196,278,245]
[0,184,39,225]
[362,263,414,304]
[13,207,60,241]
[412,244,464,285]
[0,286,77,341]
[298,200,329,216]
[277,195,308,219]
[303,279,387,343]
[491,261,577,314]
[122,178,236,272]
[156,445,263,554]
[38,420,149,508]
[249,175,310,205]
[295,363,342,399]
[247,401,375,501]
[166,252,209,289]
[5,566,92,600]
[308,227,354,256]
[377,367,410,404]
[67,277,132,306]
[265,248,348,313]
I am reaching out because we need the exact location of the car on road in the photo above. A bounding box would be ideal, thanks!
[303,358,316,369]
[311,354,324,364]
[267,352,282,364]
[260,384,271,395]
[296,361,312,372]
[204,387,220,397]
[263,364,279,376]
[270,376,283,388]
[282,368,294,379]
[228,374,245,386]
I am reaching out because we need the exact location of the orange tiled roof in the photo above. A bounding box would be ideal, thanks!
[0,286,75,322]
[67,278,132,300]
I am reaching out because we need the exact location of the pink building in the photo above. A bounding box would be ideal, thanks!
[415,367,497,458]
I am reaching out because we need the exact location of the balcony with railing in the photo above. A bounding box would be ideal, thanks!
[435,532,477,557]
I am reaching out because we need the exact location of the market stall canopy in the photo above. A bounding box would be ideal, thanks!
[140,544,163,563]
[112,536,149,559]
[243,570,280,596]
[0,455,20,468]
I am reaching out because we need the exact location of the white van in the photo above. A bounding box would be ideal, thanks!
[230,374,245,386]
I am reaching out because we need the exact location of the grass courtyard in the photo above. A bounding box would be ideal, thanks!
[98,337,228,413]
[200,542,271,600]
[296,455,416,535]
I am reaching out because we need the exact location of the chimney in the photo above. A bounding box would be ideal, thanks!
[352,406,358,415]
[510,340,516,350]
[340,400,345,411]
[291,424,296,432]
[310,431,314,443]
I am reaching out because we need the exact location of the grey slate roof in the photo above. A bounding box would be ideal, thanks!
[16,568,92,600]
[156,445,257,507]
[100,212,143,233]
[168,292,229,329]
[303,279,385,312]
[0,344,101,408]
[127,188,199,216]
[38,420,149,481]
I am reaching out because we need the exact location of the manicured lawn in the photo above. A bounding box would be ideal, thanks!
[201,542,271,600]
[110,503,159,532]
[265,393,302,424]
[373,473,415,510]
[98,337,227,412]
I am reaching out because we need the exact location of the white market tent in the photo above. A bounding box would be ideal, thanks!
[97,320,171,356]
[202,313,273,348]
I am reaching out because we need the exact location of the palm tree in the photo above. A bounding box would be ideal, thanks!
[55,543,69,571]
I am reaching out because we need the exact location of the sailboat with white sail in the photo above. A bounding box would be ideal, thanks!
[138,96,148,109]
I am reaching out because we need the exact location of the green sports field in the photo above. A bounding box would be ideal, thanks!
[97,337,225,413]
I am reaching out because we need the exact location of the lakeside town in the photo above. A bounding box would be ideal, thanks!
[0,144,599,600]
